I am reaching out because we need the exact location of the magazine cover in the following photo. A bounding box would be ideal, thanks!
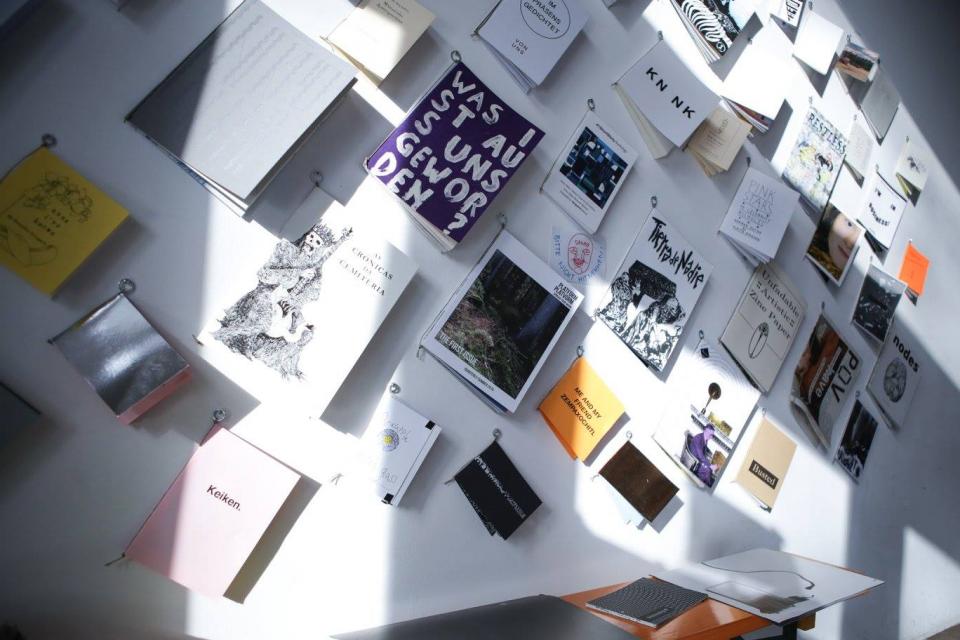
[423,231,582,413]
[791,315,862,448]
[199,205,416,415]
[542,111,637,234]
[835,398,882,482]
[852,263,905,343]
[866,323,921,429]
[668,0,756,62]
[805,203,862,285]
[596,213,713,371]
[653,338,760,490]
[365,61,544,249]
[782,107,847,213]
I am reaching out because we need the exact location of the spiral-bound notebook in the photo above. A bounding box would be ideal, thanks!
[586,578,706,628]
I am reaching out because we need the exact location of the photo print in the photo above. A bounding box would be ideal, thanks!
[852,263,905,343]
[423,232,582,413]
[597,214,712,371]
[654,339,760,489]
[805,203,862,285]
[561,126,628,210]
[835,399,881,482]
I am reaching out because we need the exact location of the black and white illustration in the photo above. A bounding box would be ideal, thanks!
[670,0,755,62]
[867,326,921,429]
[198,204,416,414]
[597,215,713,371]
[835,399,881,482]
[212,222,352,379]
[543,112,637,234]
[857,172,906,252]
[852,263,905,343]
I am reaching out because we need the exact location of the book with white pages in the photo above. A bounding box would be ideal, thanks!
[721,24,791,134]
[855,66,900,142]
[792,10,844,75]
[476,0,589,92]
[357,394,440,505]
[719,166,799,265]
[866,321,921,430]
[126,0,355,216]
[327,0,435,85]
[856,171,906,253]
[422,231,582,413]
[542,111,638,234]
[614,38,719,158]
[197,196,416,417]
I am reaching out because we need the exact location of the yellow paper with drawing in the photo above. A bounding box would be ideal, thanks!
[539,357,624,461]
[0,147,127,295]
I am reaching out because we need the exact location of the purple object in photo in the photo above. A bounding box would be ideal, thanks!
[365,62,543,247]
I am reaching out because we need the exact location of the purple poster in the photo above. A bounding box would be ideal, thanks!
[365,62,543,244]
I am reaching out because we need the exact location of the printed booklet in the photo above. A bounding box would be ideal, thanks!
[790,314,862,448]
[719,165,800,265]
[476,0,589,92]
[804,203,862,286]
[667,0,756,63]
[720,261,806,393]
[596,212,713,371]
[542,111,637,234]
[782,106,847,214]
[866,322,921,430]
[365,61,544,251]
[422,231,582,413]
[734,415,797,510]
[653,338,760,490]
[852,263,905,344]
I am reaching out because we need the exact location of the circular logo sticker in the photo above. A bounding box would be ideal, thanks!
[521,0,571,40]
[566,233,594,276]
[379,428,400,452]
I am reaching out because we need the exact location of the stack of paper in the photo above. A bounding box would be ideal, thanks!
[719,166,799,264]
[614,39,719,159]
[476,0,589,93]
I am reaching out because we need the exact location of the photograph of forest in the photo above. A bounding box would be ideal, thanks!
[437,250,568,398]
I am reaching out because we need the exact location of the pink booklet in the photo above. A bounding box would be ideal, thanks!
[125,428,299,598]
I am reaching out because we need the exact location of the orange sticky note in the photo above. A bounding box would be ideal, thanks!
[539,357,625,461]
[899,242,930,297]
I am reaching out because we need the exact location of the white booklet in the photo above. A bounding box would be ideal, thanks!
[198,197,416,416]
[721,23,791,132]
[357,394,441,505]
[327,0,435,84]
[542,111,638,234]
[844,119,874,184]
[476,0,589,92]
[422,231,583,413]
[866,321,921,430]
[719,166,799,265]
[596,212,713,371]
[792,10,844,75]
[614,38,718,154]
[720,261,806,393]
[856,171,906,252]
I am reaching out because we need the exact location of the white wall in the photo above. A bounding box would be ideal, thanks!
[0,1,958,639]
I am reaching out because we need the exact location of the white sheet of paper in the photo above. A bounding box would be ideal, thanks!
[720,166,799,261]
[656,548,883,624]
[478,0,589,86]
[723,24,792,119]
[618,39,719,147]
[857,172,906,249]
[845,120,873,181]
[793,11,844,75]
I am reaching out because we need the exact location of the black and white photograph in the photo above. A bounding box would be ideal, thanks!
[852,263,906,343]
[836,399,881,482]
[597,215,712,371]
